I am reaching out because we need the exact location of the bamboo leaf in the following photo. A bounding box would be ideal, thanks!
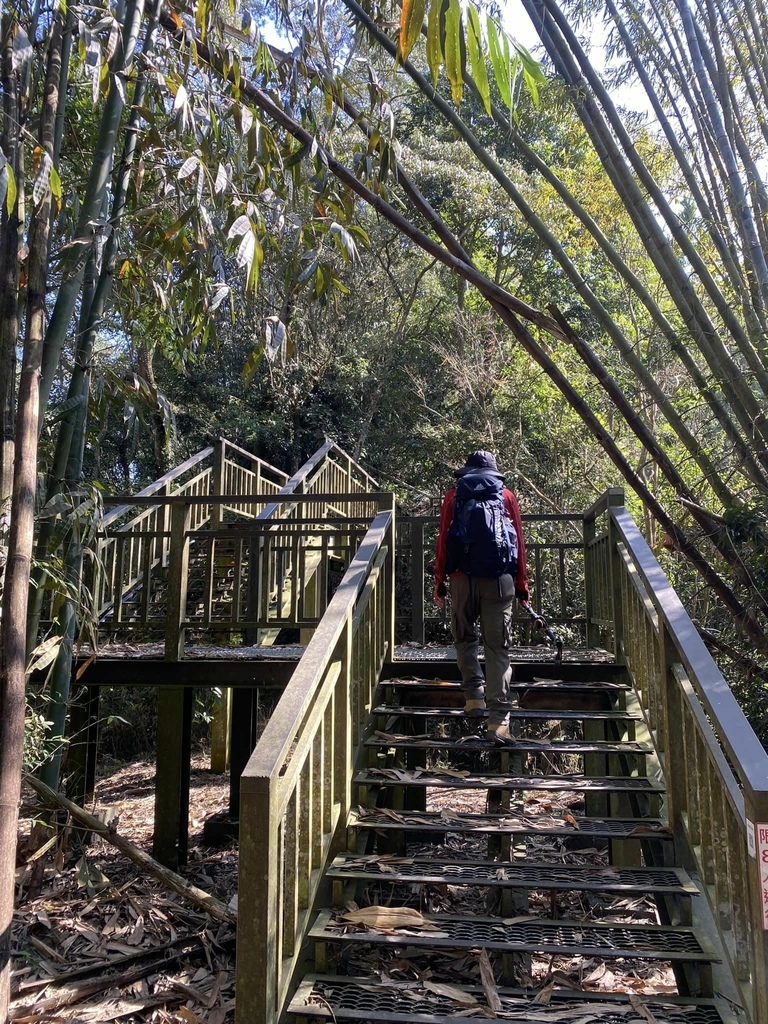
[33,149,52,207]
[513,41,546,83]
[466,6,490,114]
[209,284,230,311]
[426,0,443,83]
[487,17,512,110]
[173,84,188,114]
[5,162,16,215]
[214,163,229,195]
[443,0,464,107]
[178,155,199,180]
[241,343,265,384]
[399,0,427,62]
[12,23,33,70]
[237,229,255,271]
[523,66,540,106]
[228,214,250,239]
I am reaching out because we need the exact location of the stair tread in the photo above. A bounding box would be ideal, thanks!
[365,735,650,754]
[310,909,717,961]
[383,676,630,690]
[328,854,698,893]
[349,808,673,839]
[290,976,734,1023]
[373,704,639,721]
[355,769,664,793]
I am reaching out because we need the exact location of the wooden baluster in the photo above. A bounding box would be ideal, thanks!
[410,518,425,646]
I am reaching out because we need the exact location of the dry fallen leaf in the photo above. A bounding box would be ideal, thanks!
[478,948,501,1013]
[629,993,661,1022]
[340,906,432,931]
[533,980,554,1004]
[422,980,478,1006]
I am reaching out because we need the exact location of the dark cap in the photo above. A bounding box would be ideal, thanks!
[454,450,499,476]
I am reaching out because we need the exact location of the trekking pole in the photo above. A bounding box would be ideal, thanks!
[522,601,563,664]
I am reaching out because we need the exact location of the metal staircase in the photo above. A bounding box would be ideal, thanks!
[291,665,727,1023]
[233,488,766,1024]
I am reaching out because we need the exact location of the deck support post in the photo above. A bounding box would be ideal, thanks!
[153,501,192,869]
[66,683,100,809]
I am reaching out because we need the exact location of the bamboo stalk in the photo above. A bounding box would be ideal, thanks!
[25,776,237,926]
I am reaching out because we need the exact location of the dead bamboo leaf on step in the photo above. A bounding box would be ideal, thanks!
[564,813,580,829]
[430,766,471,778]
[340,906,436,931]
[478,948,501,1013]
[422,980,478,1006]
[628,994,661,1022]
[374,730,430,742]
[532,980,554,1004]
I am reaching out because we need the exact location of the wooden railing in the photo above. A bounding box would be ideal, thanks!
[93,439,376,634]
[585,489,768,1023]
[94,440,289,623]
[235,498,395,1024]
[397,512,586,643]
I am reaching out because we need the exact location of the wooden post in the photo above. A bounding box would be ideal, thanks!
[743,790,768,1022]
[153,502,192,869]
[229,689,257,817]
[410,518,425,645]
[210,444,232,770]
[236,776,279,1024]
[582,503,600,650]
[384,498,396,662]
[210,687,232,774]
[211,438,226,530]
[66,684,100,808]
[606,489,625,659]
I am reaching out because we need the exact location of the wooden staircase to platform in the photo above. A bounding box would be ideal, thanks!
[56,444,768,1024]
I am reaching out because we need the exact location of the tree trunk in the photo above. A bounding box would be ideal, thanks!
[38,0,144,421]
[0,19,21,518]
[0,9,63,1017]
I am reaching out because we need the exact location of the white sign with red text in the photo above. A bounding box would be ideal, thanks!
[757,823,768,929]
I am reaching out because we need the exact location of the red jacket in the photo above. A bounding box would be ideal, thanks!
[434,486,529,599]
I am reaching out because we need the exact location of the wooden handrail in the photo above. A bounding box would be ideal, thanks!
[589,491,768,1023]
[100,446,214,526]
[611,506,768,796]
[221,438,290,478]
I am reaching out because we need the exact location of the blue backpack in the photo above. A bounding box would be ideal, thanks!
[446,471,518,578]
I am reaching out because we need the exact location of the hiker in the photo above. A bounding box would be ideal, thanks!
[433,450,533,746]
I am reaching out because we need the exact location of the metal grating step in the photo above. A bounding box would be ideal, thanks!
[365,735,650,755]
[373,703,639,721]
[380,676,631,692]
[327,854,698,895]
[355,769,664,794]
[289,976,734,1023]
[311,909,717,961]
[349,808,673,840]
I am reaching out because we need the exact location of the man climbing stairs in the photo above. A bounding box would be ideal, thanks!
[288,663,737,1024]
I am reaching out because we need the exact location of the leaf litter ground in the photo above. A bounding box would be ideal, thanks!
[13,698,676,1022]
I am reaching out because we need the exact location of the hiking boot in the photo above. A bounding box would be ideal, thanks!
[487,723,516,746]
[464,698,487,718]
